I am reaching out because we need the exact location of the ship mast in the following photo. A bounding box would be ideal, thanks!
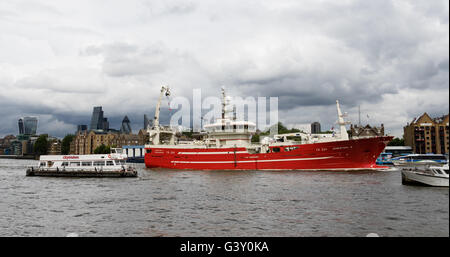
[221,87,234,121]
[336,100,350,140]
[221,87,226,130]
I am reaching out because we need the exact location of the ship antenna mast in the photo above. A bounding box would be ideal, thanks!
[221,87,226,130]
[221,87,226,120]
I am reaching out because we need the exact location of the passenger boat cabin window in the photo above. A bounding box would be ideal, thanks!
[82,162,92,166]
[62,162,69,167]
[39,162,46,167]
[94,161,104,166]
[146,149,152,154]
[272,147,281,153]
[70,162,81,166]
[106,161,114,166]
[412,155,446,160]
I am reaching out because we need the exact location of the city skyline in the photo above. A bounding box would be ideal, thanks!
[0,0,448,138]
[1,99,449,139]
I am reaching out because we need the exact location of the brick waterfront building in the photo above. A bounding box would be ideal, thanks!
[70,130,147,155]
[403,113,449,154]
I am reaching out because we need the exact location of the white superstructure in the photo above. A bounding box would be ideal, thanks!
[144,87,359,151]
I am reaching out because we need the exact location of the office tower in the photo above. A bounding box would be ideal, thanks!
[18,118,24,134]
[311,122,321,134]
[19,117,38,135]
[90,106,104,130]
[120,116,132,134]
[103,118,109,131]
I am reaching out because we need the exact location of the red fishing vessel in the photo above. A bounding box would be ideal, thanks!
[144,87,392,171]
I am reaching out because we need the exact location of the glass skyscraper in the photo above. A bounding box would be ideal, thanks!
[18,118,24,134]
[120,116,132,134]
[18,117,38,135]
[90,106,105,130]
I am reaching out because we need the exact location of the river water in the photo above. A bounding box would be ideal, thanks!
[0,159,448,237]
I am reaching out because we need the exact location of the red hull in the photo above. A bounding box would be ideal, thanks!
[144,136,393,171]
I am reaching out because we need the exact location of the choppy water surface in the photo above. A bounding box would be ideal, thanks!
[0,159,448,237]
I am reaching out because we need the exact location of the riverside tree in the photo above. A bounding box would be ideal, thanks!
[94,144,111,154]
[61,134,75,155]
[388,137,405,146]
[34,134,48,156]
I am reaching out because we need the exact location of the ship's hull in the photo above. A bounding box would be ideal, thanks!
[144,136,393,171]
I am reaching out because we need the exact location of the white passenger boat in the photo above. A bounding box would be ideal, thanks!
[401,164,449,187]
[392,154,448,167]
[26,151,137,177]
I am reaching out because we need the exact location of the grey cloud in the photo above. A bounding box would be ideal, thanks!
[82,42,174,77]
[140,0,197,17]
[438,59,449,71]
[164,1,196,15]
[14,75,104,94]
[19,1,63,16]
[0,9,17,20]
[50,26,103,37]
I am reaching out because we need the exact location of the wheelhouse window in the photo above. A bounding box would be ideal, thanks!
[285,146,299,152]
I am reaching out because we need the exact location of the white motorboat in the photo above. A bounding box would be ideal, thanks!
[26,150,137,177]
[401,164,449,187]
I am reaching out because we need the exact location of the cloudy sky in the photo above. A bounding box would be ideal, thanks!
[0,0,448,138]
